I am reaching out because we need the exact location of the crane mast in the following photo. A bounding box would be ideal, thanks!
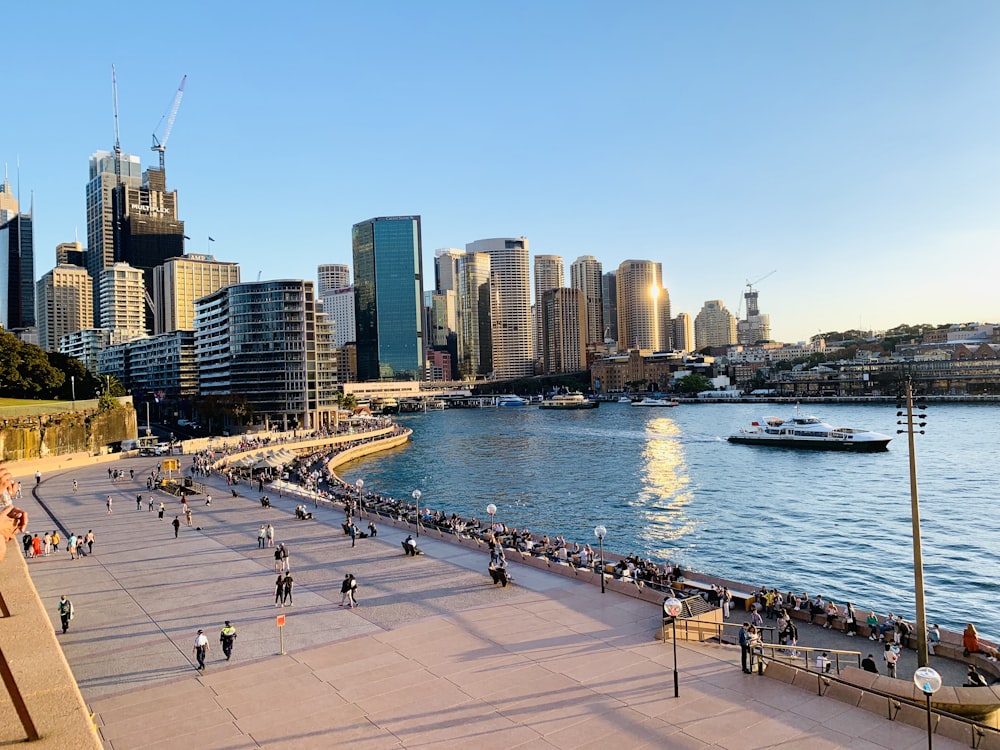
[152,75,187,172]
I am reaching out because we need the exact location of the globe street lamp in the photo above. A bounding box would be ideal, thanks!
[486,503,497,535]
[412,489,422,537]
[914,666,942,750]
[663,596,682,697]
[355,478,364,517]
[594,526,607,594]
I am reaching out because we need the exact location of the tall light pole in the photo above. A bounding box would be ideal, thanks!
[914,666,941,750]
[412,489,422,537]
[897,377,930,667]
[70,375,75,409]
[594,526,607,594]
[355,478,364,518]
[486,503,497,534]
[663,596,682,697]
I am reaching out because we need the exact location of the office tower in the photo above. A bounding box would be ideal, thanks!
[541,288,587,374]
[320,285,356,348]
[0,208,34,332]
[570,255,603,345]
[86,150,142,325]
[427,291,458,380]
[602,271,618,346]
[0,176,18,223]
[533,254,563,358]
[465,237,532,379]
[36,265,93,351]
[152,254,241,333]
[55,241,87,267]
[434,248,465,293]
[352,216,425,381]
[615,260,671,352]
[195,280,337,429]
[317,263,350,294]
[673,312,694,352]
[737,287,772,345]
[99,263,146,342]
[455,251,492,380]
[694,300,737,349]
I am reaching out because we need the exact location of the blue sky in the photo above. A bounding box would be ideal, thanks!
[4,1,999,342]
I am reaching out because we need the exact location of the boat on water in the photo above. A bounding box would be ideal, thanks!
[617,395,633,404]
[496,395,529,407]
[728,410,892,452]
[539,390,600,410]
[631,397,680,407]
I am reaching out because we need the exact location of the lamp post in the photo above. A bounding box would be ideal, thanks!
[355,478,364,518]
[663,596,682,697]
[70,375,75,409]
[914,666,941,750]
[412,489,422,537]
[594,526,607,593]
[486,503,497,534]
[897,377,930,667]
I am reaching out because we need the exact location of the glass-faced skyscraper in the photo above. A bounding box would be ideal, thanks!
[352,216,425,381]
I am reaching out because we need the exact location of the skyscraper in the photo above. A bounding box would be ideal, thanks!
[602,271,618,346]
[352,216,425,381]
[737,287,772,345]
[320,285,356,348]
[55,241,87,267]
[0,176,18,224]
[36,265,92,351]
[0,207,34,332]
[455,251,492,380]
[99,263,146,343]
[466,237,532,380]
[673,312,694,353]
[434,248,465,294]
[533,254,563,360]
[541,288,587,374]
[317,263,351,294]
[152,254,241,333]
[615,260,671,352]
[570,255,603,346]
[694,300,737,350]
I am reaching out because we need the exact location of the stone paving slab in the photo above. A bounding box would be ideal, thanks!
[7,456,973,749]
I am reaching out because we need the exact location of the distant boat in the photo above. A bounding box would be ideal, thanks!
[728,409,892,452]
[539,390,599,410]
[496,395,529,407]
[631,397,679,407]
[617,395,633,404]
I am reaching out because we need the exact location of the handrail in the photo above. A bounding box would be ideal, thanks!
[676,616,778,644]
[755,641,862,674]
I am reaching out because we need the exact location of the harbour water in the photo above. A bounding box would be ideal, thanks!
[339,402,1000,638]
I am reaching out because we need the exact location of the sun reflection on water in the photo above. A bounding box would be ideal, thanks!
[635,417,698,557]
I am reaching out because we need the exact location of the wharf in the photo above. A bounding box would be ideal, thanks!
[10,456,977,749]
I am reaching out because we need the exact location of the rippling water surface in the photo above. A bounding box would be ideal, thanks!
[338,402,1000,637]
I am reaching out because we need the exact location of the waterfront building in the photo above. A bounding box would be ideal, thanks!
[319,285,356,349]
[455,251,492,380]
[98,330,197,398]
[85,150,142,326]
[615,260,671,352]
[35,265,92,352]
[59,328,108,372]
[55,240,86,267]
[0,203,34,332]
[694,300,737,350]
[317,263,350,294]
[426,348,451,382]
[465,237,532,379]
[541,287,587,374]
[737,286,771,345]
[99,263,147,342]
[590,349,703,395]
[673,312,694,353]
[602,271,618,347]
[194,280,338,429]
[534,254,564,361]
[570,255,603,347]
[152,254,240,334]
[353,216,425,381]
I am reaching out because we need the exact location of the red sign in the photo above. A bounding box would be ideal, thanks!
[276,615,286,627]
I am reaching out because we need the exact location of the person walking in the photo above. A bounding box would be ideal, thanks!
[85,530,95,555]
[340,574,353,607]
[349,523,358,548]
[57,595,73,634]
[136,493,143,511]
[193,629,209,671]
[274,573,285,607]
[280,543,290,572]
[219,621,237,661]
[204,494,212,507]
[883,644,899,678]
[35,470,41,486]
[348,573,359,608]
[106,495,113,514]
[257,524,267,548]
[67,533,78,560]
[266,524,275,547]
[282,572,294,606]
[185,507,193,527]
[148,496,154,512]
[273,545,282,573]
[158,502,165,520]
[172,516,181,538]
[72,479,78,493]
[739,622,752,673]
[51,530,59,552]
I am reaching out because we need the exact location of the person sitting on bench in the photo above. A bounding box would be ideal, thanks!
[259,495,269,507]
[402,534,421,556]
[295,505,313,520]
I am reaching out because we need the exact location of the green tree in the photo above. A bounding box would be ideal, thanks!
[675,373,714,394]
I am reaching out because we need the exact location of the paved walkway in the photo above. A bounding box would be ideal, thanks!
[14,456,970,749]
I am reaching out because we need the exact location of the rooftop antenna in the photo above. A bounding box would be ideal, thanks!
[152,75,187,173]
[112,64,122,185]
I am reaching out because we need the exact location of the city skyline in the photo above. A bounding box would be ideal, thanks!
[3,2,1000,343]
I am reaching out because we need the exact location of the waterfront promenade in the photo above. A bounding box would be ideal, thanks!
[11,455,976,749]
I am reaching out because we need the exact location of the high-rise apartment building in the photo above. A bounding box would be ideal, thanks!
[99,263,146,342]
[0,207,34,332]
[59,328,108,373]
[317,263,351,294]
[570,255,603,346]
[673,312,694,353]
[86,150,142,325]
[455,251,492,380]
[152,254,241,333]
[541,288,587,374]
[602,271,618,347]
[55,241,87,267]
[533,254,564,360]
[694,300,737,350]
[195,280,337,429]
[36,265,92,351]
[465,237,532,380]
[320,286,356,348]
[615,260,671,352]
[352,216,425,381]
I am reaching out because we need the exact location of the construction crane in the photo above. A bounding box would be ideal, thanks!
[151,75,187,172]
[736,270,777,319]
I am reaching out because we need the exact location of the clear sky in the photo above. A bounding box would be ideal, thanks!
[4,1,999,343]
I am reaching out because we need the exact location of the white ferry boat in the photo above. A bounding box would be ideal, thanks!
[539,390,600,410]
[496,395,528,407]
[728,411,892,452]
[631,398,680,407]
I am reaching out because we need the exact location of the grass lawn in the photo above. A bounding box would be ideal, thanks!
[0,398,66,407]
